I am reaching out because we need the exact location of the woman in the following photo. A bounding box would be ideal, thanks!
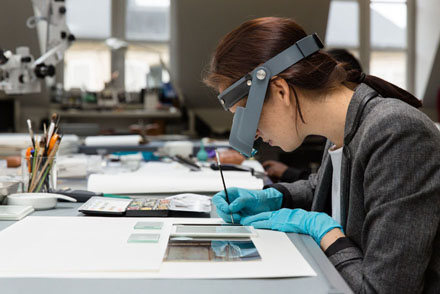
[263,48,363,183]
[204,17,440,293]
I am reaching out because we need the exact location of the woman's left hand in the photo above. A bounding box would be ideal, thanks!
[240,208,343,245]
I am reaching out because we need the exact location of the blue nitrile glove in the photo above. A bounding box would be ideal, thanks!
[212,187,283,223]
[240,208,343,245]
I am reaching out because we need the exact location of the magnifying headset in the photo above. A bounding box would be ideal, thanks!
[217,33,324,157]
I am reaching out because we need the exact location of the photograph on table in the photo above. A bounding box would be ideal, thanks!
[164,237,260,262]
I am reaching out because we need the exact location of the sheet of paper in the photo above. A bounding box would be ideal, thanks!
[87,162,264,194]
[0,216,172,273]
[0,217,316,279]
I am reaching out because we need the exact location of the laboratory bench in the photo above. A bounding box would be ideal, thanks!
[0,201,353,294]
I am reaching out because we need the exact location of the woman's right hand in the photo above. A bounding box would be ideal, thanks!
[212,187,283,223]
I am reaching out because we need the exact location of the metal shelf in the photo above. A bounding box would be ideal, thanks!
[50,108,181,119]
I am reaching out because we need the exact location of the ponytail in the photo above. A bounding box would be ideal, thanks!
[345,69,422,108]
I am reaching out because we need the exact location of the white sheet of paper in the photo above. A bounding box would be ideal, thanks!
[87,162,264,194]
[0,216,172,273]
[0,217,316,279]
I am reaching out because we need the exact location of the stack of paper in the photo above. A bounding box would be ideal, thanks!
[87,162,264,194]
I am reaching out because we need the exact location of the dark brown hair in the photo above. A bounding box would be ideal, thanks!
[328,48,363,72]
[203,17,422,120]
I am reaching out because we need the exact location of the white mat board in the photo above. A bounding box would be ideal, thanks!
[0,217,316,279]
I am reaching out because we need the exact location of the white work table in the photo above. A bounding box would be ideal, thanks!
[0,201,353,294]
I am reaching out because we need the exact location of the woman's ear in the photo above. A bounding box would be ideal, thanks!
[270,77,291,107]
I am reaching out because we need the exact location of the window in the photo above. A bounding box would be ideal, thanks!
[125,0,170,41]
[124,0,171,92]
[326,0,411,90]
[370,0,407,88]
[66,0,112,39]
[124,44,169,92]
[64,43,111,92]
[326,0,360,66]
[63,0,171,92]
[326,0,359,49]
[64,0,112,91]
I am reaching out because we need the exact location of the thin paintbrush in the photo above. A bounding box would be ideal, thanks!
[46,113,58,148]
[215,150,234,224]
[26,119,35,148]
[54,113,61,133]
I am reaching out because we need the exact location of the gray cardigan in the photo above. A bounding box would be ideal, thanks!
[272,84,440,293]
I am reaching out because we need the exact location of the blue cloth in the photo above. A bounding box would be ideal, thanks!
[241,208,343,244]
[212,187,283,223]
